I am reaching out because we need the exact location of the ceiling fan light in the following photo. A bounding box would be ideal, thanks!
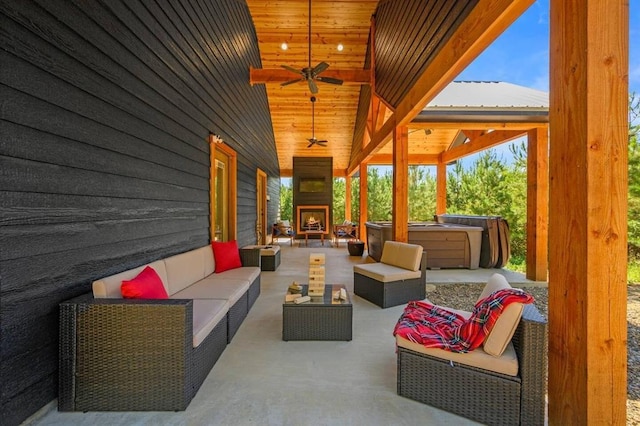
[280,42,288,50]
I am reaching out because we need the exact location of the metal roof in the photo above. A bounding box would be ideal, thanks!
[414,81,549,123]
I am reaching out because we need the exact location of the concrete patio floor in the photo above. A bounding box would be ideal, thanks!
[28,242,545,426]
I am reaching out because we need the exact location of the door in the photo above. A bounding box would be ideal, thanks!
[210,141,237,242]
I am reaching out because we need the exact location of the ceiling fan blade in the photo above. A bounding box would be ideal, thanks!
[280,78,304,87]
[308,79,319,94]
[316,76,343,85]
[307,140,315,148]
[311,61,329,76]
[281,64,304,76]
[317,141,328,146]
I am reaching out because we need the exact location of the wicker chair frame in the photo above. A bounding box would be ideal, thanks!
[354,252,427,308]
[397,304,548,426]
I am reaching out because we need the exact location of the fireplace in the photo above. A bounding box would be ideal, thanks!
[296,205,330,234]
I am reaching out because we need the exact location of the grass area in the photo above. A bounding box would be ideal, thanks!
[507,255,640,284]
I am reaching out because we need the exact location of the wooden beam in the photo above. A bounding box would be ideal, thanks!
[368,154,440,165]
[359,162,368,248]
[394,0,536,129]
[548,0,628,424]
[436,160,447,215]
[347,0,535,175]
[440,130,527,163]
[392,126,409,242]
[249,67,370,85]
[526,127,548,281]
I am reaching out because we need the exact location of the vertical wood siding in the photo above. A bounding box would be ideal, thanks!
[0,1,277,424]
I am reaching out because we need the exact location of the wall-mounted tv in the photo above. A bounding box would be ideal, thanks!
[299,177,326,193]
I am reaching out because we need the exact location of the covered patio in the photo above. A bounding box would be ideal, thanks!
[27,245,545,425]
[1,0,628,425]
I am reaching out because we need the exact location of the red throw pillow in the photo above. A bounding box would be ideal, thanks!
[121,266,169,299]
[212,240,242,273]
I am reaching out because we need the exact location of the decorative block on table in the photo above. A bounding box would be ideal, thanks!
[308,253,326,296]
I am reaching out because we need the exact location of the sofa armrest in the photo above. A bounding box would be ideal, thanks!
[59,293,194,411]
[511,303,548,425]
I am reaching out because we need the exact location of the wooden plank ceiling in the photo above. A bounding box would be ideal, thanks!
[246,0,377,175]
[246,0,541,176]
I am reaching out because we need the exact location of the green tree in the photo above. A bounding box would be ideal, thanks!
[629,92,640,257]
[367,167,393,220]
[408,166,437,221]
[333,178,346,223]
[279,180,293,221]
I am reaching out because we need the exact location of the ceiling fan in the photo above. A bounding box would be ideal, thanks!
[307,96,327,148]
[280,0,343,94]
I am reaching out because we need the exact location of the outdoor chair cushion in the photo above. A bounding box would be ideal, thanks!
[395,335,519,376]
[171,277,251,306]
[353,262,421,282]
[478,274,527,357]
[191,299,229,347]
[380,241,423,271]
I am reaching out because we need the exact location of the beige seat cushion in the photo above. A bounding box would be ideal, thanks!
[396,335,519,376]
[172,277,250,306]
[191,299,229,347]
[477,274,526,357]
[354,262,421,282]
[380,241,423,271]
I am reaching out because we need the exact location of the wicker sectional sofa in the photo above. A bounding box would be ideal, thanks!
[58,244,261,412]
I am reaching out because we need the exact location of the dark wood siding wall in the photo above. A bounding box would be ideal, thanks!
[293,157,333,230]
[0,1,277,424]
[373,0,478,108]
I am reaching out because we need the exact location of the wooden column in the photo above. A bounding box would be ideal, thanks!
[436,158,447,215]
[359,162,368,246]
[526,127,549,281]
[392,126,409,242]
[549,0,628,424]
[345,175,352,222]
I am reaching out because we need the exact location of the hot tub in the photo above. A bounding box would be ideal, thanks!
[365,222,483,269]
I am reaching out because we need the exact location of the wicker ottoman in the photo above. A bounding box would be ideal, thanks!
[241,245,281,271]
[282,284,352,341]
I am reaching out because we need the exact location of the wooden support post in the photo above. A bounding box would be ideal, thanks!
[436,159,447,215]
[392,126,409,242]
[359,162,368,247]
[526,127,549,281]
[345,176,352,222]
[549,0,628,424]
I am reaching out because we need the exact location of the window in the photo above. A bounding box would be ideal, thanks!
[210,141,237,242]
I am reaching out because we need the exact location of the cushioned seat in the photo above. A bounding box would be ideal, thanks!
[396,274,547,426]
[353,241,427,308]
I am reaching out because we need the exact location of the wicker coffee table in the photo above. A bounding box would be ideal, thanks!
[282,284,352,341]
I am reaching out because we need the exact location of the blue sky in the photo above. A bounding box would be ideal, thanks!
[456,0,640,93]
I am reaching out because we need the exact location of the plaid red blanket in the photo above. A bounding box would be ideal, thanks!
[393,289,534,353]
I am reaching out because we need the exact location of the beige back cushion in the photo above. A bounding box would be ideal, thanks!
[477,274,525,357]
[380,241,423,271]
[92,260,168,299]
[164,248,207,295]
[199,245,215,276]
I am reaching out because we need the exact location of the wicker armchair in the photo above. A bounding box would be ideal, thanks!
[396,304,548,426]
